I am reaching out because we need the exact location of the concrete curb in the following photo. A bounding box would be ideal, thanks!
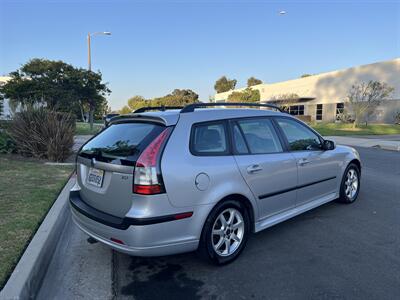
[325,136,400,152]
[0,176,75,300]
[371,143,400,152]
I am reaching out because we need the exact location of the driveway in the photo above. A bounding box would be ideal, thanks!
[37,147,400,300]
[73,135,93,152]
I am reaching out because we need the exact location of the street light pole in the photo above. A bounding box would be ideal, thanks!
[86,31,111,128]
[87,33,91,71]
[87,31,111,72]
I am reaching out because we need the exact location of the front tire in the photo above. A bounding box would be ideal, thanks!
[337,163,361,204]
[198,200,250,265]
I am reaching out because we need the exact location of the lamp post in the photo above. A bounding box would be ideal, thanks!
[87,31,111,71]
[86,31,111,128]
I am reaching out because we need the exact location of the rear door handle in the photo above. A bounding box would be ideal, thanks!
[298,158,310,166]
[247,164,263,174]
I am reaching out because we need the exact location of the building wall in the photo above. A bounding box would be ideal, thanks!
[1,99,14,120]
[0,76,12,120]
[215,58,400,123]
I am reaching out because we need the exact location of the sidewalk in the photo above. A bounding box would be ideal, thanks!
[325,136,400,151]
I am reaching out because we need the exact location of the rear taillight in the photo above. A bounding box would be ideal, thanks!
[133,127,172,195]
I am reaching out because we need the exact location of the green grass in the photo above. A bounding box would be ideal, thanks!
[311,123,400,136]
[0,155,73,289]
[75,122,103,135]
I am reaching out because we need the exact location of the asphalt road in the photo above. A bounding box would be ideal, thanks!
[37,147,400,300]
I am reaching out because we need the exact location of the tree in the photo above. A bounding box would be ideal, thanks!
[300,74,312,78]
[269,93,299,110]
[127,95,148,111]
[247,77,262,87]
[347,81,394,128]
[119,105,132,114]
[155,89,199,106]
[214,76,237,93]
[227,88,260,103]
[120,89,200,113]
[0,58,111,130]
[0,95,3,116]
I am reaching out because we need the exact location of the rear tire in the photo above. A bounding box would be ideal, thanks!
[337,163,360,204]
[198,199,250,265]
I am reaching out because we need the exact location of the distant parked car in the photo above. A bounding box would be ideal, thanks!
[103,113,120,127]
[70,103,361,265]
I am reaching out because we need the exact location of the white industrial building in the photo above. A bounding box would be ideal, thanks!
[214,58,400,123]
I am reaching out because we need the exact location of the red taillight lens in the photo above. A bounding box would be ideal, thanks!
[133,127,172,195]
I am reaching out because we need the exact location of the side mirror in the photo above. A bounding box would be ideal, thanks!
[323,139,336,151]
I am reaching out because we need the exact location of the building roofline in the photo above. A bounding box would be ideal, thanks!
[216,57,400,95]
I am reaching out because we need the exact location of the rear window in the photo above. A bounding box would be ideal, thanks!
[79,122,164,165]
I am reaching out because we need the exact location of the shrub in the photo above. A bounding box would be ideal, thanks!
[395,111,400,125]
[0,131,17,154]
[336,111,354,124]
[0,120,12,130]
[8,107,76,161]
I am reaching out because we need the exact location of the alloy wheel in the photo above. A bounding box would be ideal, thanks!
[345,168,359,200]
[211,208,245,257]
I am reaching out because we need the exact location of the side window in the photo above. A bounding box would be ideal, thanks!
[192,122,228,155]
[232,124,249,154]
[236,118,283,154]
[276,118,322,151]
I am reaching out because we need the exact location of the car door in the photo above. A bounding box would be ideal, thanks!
[231,117,298,219]
[274,117,339,206]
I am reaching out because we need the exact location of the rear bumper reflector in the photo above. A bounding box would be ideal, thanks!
[110,237,125,245]
[69,191,193,230]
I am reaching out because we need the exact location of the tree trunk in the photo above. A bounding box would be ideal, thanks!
[79,102,85,122]
[353,116,358,129]
[89,107,94,131]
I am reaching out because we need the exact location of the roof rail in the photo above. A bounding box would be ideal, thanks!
[134,106,183,113]
[180,102,283,113]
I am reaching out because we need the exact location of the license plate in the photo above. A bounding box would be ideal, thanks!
[87,167,104,187]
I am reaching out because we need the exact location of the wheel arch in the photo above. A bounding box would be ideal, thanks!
[204,193,256,233]
[349,158,361,174]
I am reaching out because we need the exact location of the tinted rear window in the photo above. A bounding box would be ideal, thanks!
[79,122,164,165]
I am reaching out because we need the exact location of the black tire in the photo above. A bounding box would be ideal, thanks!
[198,199,250,265]
[337,163,361,204]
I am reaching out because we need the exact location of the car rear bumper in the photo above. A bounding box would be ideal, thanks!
[69,191,202,256]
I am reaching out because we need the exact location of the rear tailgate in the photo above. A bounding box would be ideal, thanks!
[77,121,165,217]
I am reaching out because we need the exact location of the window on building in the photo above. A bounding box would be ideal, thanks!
[316,104,323,121]
[336,103,344,117]
[288,105,305,116]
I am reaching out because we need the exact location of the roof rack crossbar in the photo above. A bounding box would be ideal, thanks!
[134,106,184,113]
[180,102,283,113]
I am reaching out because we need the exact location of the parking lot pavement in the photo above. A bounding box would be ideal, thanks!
[37,217,113,300]
[37,147,400,300]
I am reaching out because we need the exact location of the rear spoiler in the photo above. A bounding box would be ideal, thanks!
[108,114,169,127]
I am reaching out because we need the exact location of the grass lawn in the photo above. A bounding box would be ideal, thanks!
[75,122,103,135]
[311,123,400,136]
[0,155,73,289]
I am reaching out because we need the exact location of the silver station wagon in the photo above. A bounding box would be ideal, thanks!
[70,103,361,264]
